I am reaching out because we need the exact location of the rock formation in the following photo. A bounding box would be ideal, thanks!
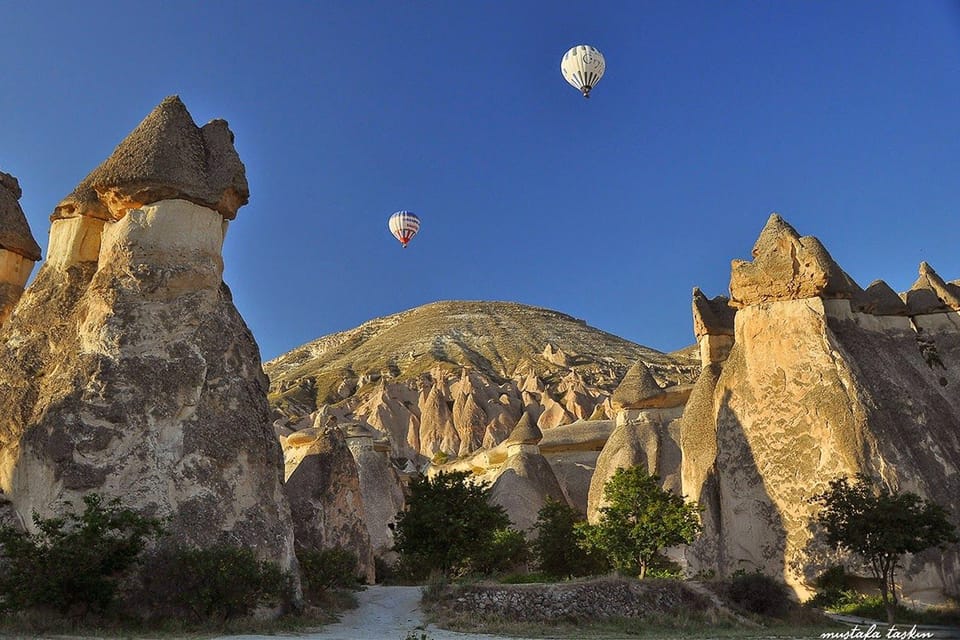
[0,171,41,326]
[488,413,566,532]
[284,426,375,582]
[266,301,699,534]
[344,421,405,562]
[680,213,960,604]
[266,301,699,462]
[0,97,297,575]
[588,363,690,522]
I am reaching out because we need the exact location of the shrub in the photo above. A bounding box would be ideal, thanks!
[0,494,163,617]
[532,498,608,579]
[298,547,361,597]
[806,565,861,609]
[471,527,529,575]
[727,571,792,618]
[132,544,290,622]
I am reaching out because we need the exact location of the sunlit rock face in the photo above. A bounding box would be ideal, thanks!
[487,413,566,532]
[0,97,297,576]
[0,171,41,327]
[681,213,960,604]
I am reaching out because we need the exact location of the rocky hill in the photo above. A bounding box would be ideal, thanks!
[265,300,700,461]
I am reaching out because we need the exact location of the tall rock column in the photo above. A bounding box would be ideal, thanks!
[0,97,297,574]
[0,172,41,326]
[678,288,735,573]
[683,213,960,602]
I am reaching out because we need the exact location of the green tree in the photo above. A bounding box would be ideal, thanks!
[0,494,164,616]
[392,470,510,578]
[532,498,607,578]
[577,466,701,579]
[810,474,958,624]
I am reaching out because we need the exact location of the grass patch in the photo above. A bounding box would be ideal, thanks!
[829,596,960,626]
[0,588,357,639]
[427,608,841,639]
[498,571,553,584]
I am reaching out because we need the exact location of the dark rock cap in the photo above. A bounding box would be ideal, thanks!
[0,171,42,261]
[610,360,662,410]
[729,213,862,308]
[692,287,735,338]
[853,280,909,316]
[506,412,543,445]
[903,262,960,314]
[53,96,249,221]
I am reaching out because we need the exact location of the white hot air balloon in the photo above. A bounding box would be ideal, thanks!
[561,44,606,98]
[388,210,420,248]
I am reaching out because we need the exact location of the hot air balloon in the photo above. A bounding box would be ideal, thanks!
[388,211,420,248]
[561,44,606,98]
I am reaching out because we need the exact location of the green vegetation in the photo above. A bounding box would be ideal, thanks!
[726,571,792,618]
[531,498,608,579]
[132,543,291,623]
[298,547,363,596]
[576,466,702,578]
[392,470,513,579]
[810,474,958,623]
[0,493,164,616]
[0,493,353,634]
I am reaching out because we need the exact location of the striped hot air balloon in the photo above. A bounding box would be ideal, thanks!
[561,45,606,98]
[388,211,420,248]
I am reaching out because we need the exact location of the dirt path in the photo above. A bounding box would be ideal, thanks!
[216,585,516,640]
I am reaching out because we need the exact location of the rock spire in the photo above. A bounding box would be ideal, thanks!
[0,98,297,577]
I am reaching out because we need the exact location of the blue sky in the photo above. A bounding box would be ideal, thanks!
[2,1,959,361]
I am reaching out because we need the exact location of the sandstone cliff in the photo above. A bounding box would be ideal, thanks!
[681,213,960,604]
[0,97,297,575]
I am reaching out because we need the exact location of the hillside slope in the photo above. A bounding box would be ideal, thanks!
[265,300,699,460]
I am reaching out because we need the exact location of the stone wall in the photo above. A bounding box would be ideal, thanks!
[444,578,712,621]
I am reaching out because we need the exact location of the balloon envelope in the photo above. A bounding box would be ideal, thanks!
[561,45,605,97]
[388,211,420,248]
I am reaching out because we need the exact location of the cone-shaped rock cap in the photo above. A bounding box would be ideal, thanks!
[344,422,377,439]
[0,171,42,261]
[54,96,249,221]
[729,213,862,308]
[692,287,735,338]
[853,280,908,316]
[506,412,542,445]
[610,360,662,410]
[903,262,960,314]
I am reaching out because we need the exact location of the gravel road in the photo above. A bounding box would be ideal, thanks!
[215,585,516,640]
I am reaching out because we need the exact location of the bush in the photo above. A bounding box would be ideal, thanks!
[298,547,360,597]
[532,498,608,579]
[471,528,529,575]
[727,571,792,618]
[806,566,862,609]
[0,494,163,617]
[132,544,291,622]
